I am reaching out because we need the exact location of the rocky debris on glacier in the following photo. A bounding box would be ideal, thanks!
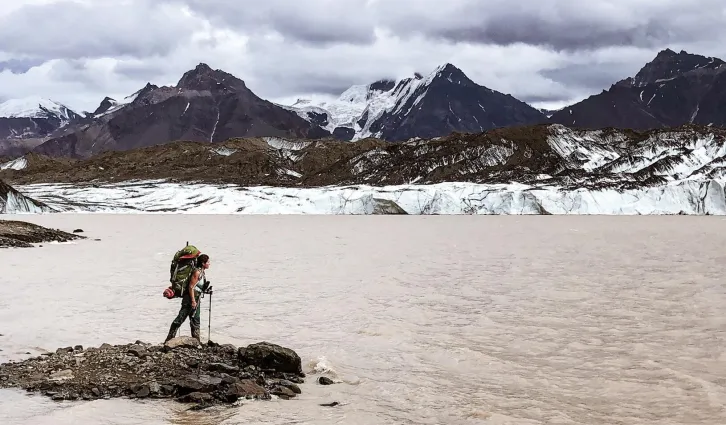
[3,123,726,194]
[0,219,85,248]
[0,339,310,408]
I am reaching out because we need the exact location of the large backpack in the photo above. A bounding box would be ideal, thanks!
[164,243,201,299]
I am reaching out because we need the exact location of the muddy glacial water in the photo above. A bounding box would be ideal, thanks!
[0,214,725,424]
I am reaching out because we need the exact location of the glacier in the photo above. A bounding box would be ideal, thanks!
[0,181,55,214]
[6,123,726,215]
[10,178,726,215]
[0,157,28,171]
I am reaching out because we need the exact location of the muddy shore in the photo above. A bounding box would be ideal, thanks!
[0,219,85,248]
[0,338,316,408]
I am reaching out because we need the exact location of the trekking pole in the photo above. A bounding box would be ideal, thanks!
[207,290,212,343]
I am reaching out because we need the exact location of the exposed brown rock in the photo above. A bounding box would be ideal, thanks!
[2,123,725,193]
[0,219,85,248]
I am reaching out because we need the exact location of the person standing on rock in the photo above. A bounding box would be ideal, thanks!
[165,254,211,342]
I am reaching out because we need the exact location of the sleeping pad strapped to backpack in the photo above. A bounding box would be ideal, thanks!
[164,244,201,299]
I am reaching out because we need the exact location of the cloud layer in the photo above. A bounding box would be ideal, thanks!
[1,0,725,112]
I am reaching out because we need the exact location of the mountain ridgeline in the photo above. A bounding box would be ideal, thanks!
[548,49,726,129]
[25,64,330,158]
[3,124,726,192]
[1,48,725,160]
[283,63,548,142]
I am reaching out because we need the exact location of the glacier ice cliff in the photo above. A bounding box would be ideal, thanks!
[11,178,726,215]
[0,180,55,214]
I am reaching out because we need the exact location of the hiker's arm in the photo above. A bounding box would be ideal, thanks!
[189,270,200,308]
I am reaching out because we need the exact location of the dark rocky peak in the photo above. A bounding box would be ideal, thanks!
[176,62,247,92]
[632,49,725,87]
[369,79,396,93]
[92,96,117,115]
[413,72,423,79]
[127,82,160,106]
[656,48,677,59]
[138,82,158,95]
[131,83,158,99]
[430,63,474,87]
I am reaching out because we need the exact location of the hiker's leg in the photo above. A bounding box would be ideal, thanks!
[190,299,201,341]
[165,302,191,342]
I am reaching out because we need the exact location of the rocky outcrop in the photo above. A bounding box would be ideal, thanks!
[0,219,84,248]
[371,198,407,214]
[0,339,308,407]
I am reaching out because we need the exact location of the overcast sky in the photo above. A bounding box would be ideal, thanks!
[1,0,725,113]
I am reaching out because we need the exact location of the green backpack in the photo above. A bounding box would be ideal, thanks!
[165,243,202,299]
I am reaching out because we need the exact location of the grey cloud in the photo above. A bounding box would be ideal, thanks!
[113,61,168,81]
[45,60,110,92]
[2,0,726,114]
[0,58,45,74]
[520,93,577,104]
[168,0,726,51]
[434,19,670,51]
[0,0,197,61]
[539,62,640,90]
[374,0,726,51]
[247,66,361,99]
[169,0,376,45]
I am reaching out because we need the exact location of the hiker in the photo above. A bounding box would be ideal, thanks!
[165,253,211,342]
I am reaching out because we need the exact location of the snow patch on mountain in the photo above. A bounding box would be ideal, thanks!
[93,90,142,118]
[0,156,28,170]
[0,97,78,126]
[283,64,451,140]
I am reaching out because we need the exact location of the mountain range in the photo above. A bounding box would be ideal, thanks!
[1,48,725,159]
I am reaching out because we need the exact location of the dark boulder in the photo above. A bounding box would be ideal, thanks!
[238,342,302,375]
[318,376,335,385]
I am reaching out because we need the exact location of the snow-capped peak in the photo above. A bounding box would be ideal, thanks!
[283,63,460,140]
[0,96,78,123]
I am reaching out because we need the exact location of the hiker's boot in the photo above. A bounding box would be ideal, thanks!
[165,324,180,343]
[191,326,201,342]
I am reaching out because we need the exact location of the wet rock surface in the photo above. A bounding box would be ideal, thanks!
[0,339,307,408]
[0,219,86,248]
